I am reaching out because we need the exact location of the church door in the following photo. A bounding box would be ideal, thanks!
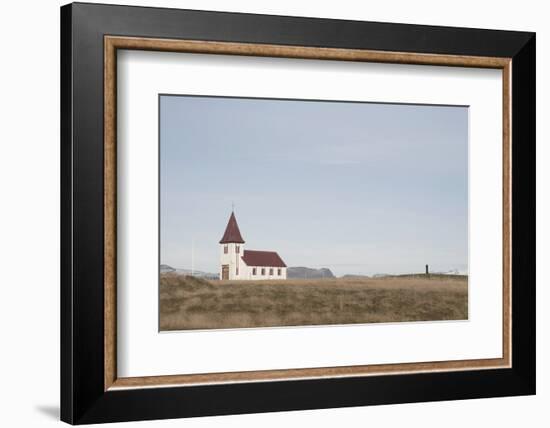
[221,265,229,280]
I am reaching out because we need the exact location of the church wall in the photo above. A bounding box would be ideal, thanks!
[240,264,287,280]
[219,242,246,280]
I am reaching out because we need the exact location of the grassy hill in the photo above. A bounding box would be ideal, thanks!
[160,274,468,331]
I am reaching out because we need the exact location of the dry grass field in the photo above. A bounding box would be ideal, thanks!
[159,273,468,331]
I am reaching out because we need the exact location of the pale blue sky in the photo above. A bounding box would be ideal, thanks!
[160,95,468,276]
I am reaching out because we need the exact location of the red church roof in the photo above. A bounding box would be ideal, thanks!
[242,250,286,268]
[219,211,245,244]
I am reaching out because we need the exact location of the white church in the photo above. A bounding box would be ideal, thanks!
[219,211,287,281]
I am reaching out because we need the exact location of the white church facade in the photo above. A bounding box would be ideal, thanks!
[219,211,287,281]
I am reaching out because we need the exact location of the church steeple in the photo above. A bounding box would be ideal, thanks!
[219,211,245,244]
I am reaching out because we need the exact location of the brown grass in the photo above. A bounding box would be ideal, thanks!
[159,274,468,331]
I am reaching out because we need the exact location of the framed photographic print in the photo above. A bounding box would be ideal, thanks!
[60,2,535,424]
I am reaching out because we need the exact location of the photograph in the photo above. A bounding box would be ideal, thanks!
[56,2,536,424]
[159,94,469,331]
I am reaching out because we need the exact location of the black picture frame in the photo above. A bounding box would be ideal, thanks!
[61,2,535,424]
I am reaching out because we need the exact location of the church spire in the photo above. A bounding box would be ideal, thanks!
[219,211,245,244]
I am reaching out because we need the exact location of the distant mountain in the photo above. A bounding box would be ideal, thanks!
[344,271,467,278]
[160,264,218,279]
[287,267,335,279]
[343,269,468,278]
[160,264,175,273]
[342,274,371,279]
[342,273,389,278]
[435,269,468,276]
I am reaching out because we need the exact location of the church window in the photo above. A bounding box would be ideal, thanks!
[253,268,257,275]
[278,268,282,276]
[224,245,228,254]
[236,245,240,253]
[261,268,265,275]
[269,268,273,275]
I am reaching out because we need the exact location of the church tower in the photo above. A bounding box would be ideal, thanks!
[219,211,245,280]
